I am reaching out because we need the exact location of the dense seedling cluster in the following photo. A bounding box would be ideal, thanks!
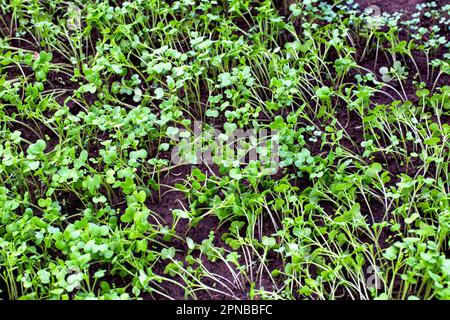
[0,0,449,300]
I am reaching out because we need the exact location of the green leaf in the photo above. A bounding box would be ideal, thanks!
[28,139,47,156]
[155,87,164,99]
[404,212,421,224]
[158,143,170,151]
[186,237,195,250]
[223,122,237,133]
[35,70,47,81]
[161,247,176,260]
[383,246,398,260]
[93,270,106,279]
[205,109,219,117]
[37,270,50,284]
[78,83,97,94]
[269,116,285,130]
[424,137,440,145]
[136,239,148,252]
[173,209,190,219]
[334,203,360,223]
[110,64,124,75]
[274,183,290,193]
[262,236,276,248]
[365,163,382,178]
[379,67,389,75]
[229,168,243,180]
[316,86,332,100]
[166,126,179,136]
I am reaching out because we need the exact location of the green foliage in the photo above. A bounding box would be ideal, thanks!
[0,0,449,301]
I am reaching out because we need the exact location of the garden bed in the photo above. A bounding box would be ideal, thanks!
[0,0,449,300]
